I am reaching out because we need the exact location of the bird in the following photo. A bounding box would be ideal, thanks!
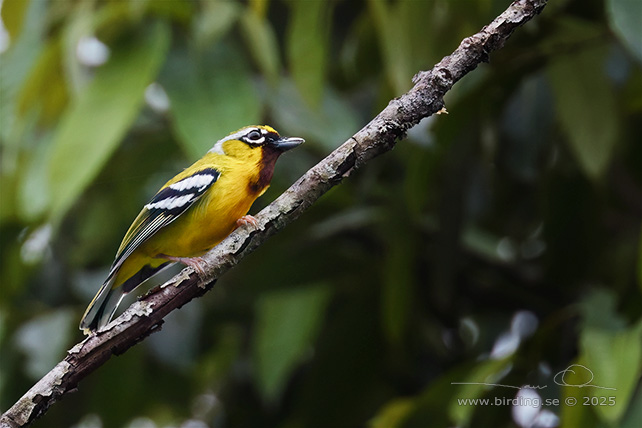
[79,125,304,334]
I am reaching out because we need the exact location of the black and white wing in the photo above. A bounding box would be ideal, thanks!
[105,167,221,283]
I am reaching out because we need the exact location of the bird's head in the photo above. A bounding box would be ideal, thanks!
[209,125,304,159]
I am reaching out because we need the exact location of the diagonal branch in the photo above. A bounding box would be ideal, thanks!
[0,1,548,426]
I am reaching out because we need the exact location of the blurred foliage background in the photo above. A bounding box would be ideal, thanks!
[1,0,641,427]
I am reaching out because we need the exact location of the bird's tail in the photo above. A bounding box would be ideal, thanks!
[79,277,126,335]
[79,262,173,334]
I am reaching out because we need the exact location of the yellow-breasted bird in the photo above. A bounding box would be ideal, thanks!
[80,125,303,334]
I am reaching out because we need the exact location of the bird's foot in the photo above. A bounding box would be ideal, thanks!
[236,215,259,228]
[159,254,207,277]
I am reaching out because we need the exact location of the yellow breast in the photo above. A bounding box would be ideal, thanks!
[140,147,267,258]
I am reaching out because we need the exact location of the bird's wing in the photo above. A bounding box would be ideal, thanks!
[105,167,221,283]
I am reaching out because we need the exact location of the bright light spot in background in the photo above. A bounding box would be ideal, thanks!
[0,0,10,53]
[485,362,513,385]
[442,328,455,350]
[490,330,520,359]
[512,388,541,427]
[511,310,539,339]
[191,392,219,420]
[14,309,75,378]
[71,413,103,428]
[145,82,171,113]
[491,310,539,359]
[76,35,110,67]
[180,420,210,428]
[533,410,560,428]
[125,417,156,428]
[20,224,52,265]
[459,316,480,347]
[538,361,552,378]
[497,236,517,262]
[512,388,559,428]
[406,115,435,146]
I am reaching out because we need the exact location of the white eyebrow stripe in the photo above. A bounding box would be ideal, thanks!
[209,127,273,152]
[145,194,194,211]
[209,140,225,154]
[219,128,258,144]
[169,174,216,191]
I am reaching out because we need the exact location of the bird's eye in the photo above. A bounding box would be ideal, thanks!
[246,130,262,141]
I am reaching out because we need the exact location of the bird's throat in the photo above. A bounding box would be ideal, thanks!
[249,146,281,194]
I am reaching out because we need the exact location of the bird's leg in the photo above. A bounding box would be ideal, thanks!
[158,254,207,277]
[236,215,259,228]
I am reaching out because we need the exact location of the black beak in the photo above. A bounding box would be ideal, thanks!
[271,136,305,152]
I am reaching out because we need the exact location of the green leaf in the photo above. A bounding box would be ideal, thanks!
[161,42,261,160]
[61,1,95,96]
[580,322,642,425]
[447,358,514,426]
[398,0,441,72]
[0,0,29,40]
[577,289,642,425]
[369,0,412,94]
[239,9,281,85]
[638,229,642,293]
[560,356,600,428]
[462,226,504,263]
[621,388,642,428]
[268,79,360,152]
[538,17,605,56]
[380,357,514,428]
[286,0,329,107]
[47,21,170,223]
[192,1,240,50]
[249,0,269,18]
[16,38,68,125]
[0,0,48,145]
[579,288,626,330]
[548,45,619,180]
[18,135,52,221]
[146,0,194,24]
[382,228,414,344]
[253,284,331,402]
[606,0,642,63]
[371,398,415,428]
[14,309,75,379]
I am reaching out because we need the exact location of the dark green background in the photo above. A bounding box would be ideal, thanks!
[1,0,641,427]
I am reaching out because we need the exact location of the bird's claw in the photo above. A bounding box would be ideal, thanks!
[236,215,259,228]
[159,254,207,278]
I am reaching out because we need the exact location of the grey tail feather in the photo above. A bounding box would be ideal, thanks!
[79,277,126,334]
[79,262,173,334]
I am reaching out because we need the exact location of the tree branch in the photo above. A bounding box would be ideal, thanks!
[0,1,548,426]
